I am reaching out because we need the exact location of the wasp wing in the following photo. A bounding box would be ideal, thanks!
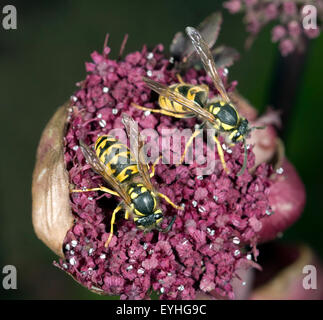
[143,77,217,124]
[79,140,131,206]
[170,12,222,65]
[121,114,154,190]
[212,45,239,69]
[185,26,230,103]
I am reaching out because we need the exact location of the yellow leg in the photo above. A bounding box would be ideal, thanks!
[213,136,230,174]
[180,129,202,163]
[176,74,185,83]
[149,156,162,178]
[105,204,123,248]
[124,210,130,220]
[71,185,120,197]
[131,103,188,119]
[158,192,183,211]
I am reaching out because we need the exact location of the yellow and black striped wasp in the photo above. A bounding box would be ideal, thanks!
[72,114,182,247]
[132,27,263,176]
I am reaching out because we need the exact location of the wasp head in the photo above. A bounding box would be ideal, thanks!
[227,118,249,145]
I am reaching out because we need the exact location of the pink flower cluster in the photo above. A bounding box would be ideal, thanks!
[56,39,273,300]
[224,0,322,56]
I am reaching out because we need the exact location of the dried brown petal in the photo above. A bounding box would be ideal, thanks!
[32,103,74,257]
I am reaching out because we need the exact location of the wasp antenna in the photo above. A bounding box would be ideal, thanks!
[237,140,248,177]
[251,125,266,131]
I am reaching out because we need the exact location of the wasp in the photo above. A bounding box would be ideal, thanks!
[72,114,182,247]
[132,27,263,176]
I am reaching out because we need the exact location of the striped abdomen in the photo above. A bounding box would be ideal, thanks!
[95,135,139,183]
[159,83,208,116]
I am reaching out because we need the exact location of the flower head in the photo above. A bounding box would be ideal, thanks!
[32,15,306,300]
[53,37,277,300]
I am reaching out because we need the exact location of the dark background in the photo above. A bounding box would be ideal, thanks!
[1,0,322,299]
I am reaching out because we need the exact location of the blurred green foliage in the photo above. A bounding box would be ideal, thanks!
[1,0,322,299]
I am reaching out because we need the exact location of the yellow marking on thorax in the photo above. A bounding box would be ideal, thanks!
[153,194,157,210]
[140,186,148,193]
[221,123,235,131]
[211,106,220,115]
[134,209,145,216]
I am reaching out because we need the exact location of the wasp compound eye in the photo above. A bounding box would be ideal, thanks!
[154,212,163,221]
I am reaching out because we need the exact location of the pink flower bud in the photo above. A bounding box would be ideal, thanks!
[304,27,320,39]
[272,25,287,42]
[223,0,242,14]
[288,20,301,38]
[265,3,278,21]
[283,1,297,16]
[279,38,295,56]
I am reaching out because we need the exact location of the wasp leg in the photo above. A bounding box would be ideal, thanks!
[157,192,183,210]
[180,129,202,164]
[131,103,188,118]
[71,186,120,197]
[105,204,123,248]
[149,156,162,178]
[213,135,230,174]
[176,74,185,83]
[124,210,130,220]
[236,140,248,177]
[161,215,177,233]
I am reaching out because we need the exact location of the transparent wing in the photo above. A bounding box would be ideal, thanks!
[121,114,154,190]
[170,12,222,65]
[79,140,131,205]
[185,26,230,103]
[143,77,216,124]
[212,45,239,69]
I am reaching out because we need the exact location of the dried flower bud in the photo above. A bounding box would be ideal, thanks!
[32,103,74,257]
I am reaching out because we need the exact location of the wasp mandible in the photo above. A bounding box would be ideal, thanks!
[72,114,182,247]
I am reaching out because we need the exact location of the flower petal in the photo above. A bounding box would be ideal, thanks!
[32,103,74,257]
[258,159,306,242]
